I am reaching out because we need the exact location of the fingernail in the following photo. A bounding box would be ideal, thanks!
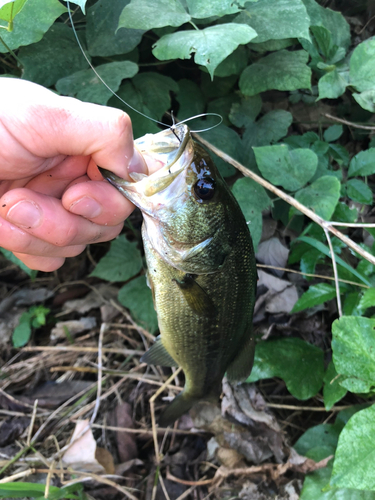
[7,200,42,228]
[70,197,102,218]
[128,146,148,174]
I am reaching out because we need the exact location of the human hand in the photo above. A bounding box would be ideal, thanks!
[0,78,148,272]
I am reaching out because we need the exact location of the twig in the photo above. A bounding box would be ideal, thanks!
[90,323,106,425]
[323,113,375,130]
[21,346,144,356]
[27,399,38,446]
[266,402,352,411]
[167,470,213,486]
[194,132,375,266]
[324,227,342,316]
[86,422,205,436]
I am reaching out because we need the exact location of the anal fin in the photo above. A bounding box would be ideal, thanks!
[141,336,178,367]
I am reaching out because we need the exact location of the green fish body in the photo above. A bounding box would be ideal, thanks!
[100,124,256,426]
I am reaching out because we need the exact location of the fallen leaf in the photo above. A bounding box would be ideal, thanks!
[19,381,93,408]
[256,238,289,277]
[50,317,97,341]
[107,402,138,463]
[0,417,30,446]
[62,284,119,315]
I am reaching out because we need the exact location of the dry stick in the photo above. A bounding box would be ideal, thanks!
[21,346,144,356]
[323,113,375,131]
[324,227,342,316]
[90,323,106,425]
[27,399,38,446]
[266,402,352,411]
[194,132,375,266]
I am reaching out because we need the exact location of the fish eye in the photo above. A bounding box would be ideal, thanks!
[193,177,216,201]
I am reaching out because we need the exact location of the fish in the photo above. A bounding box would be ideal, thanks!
[99,123,257,426]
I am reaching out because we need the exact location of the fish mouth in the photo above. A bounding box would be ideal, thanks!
[99,124,194,205]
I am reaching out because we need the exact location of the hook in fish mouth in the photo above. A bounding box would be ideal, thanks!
[99,124,194,201]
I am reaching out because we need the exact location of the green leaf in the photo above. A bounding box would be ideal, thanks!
[294,423,339,460]
[175,79,205,121]
[302,0,350,50]
[240,50,311,96]
[12,311,32,348]
[331,404,375,490]
[248,337,324,400]
[301,464,375,500]
[332,316,375,394]
[0,0,27,23]
[324,125,343,143]
[292,283,337,313]
[207,94,240,127]
[332,202,358,223]
[0,248,37,278]
[65,0,87,14]
[229,95,262,127]
[353,90,375,113]
[186,0,242,18]
[153,23,257,79]
[232,177,271,250]
[90,235,143,282]
[346,179,373,205]
[349,38,375,92]
[18,23,89,87]
[323,361,347,411]
[0,0,66,53]
[235,0,311,43]
[0,482,64,498]
[297,236,372,287]
[359,288,375,313]
[318,69,347,100]
[212,45,248,78]
[253,144,317,191]
[86,0,144,57]
[118,0,190,29]
[56,61,139,105]
[294,176,341,220]
[118,275,158,333]
[348,148,375,178]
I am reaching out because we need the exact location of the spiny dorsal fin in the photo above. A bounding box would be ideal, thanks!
[141,336,178,367]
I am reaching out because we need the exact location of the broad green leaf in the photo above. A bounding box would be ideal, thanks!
[212,46,248,78]
[207,94,240,127]
[153,23,257,79]
[291,283,337,313]
[12,310,32,347]
[119,0,190,29]
[90,235,143,282]
[332,202,358,223]
[19,23,89,87]
[232,177,271,250]
[331,404,375,490]
[186,0,241,18]
[349,38,375,92]
[294,423,339,460]
[0,0,27,23]
[301,464,375,500]
[235,0,310,43]
[175,79,205,121]
[253,144,317,191]
[65,0,87,14]
[323,125,343,143]
[229,95,262,127]
[328,144,350,166]
[0,248,37,278]
[302,0,350,50]
[56,61,139,105]
[332,316,375,394]
[118,276,158,333]
[318,69,347,100]
[239,50,311,96]
[0,0,66,52]
[323,361,347,411]
[297,236,372,287]
[294,176,340,220]
[0,482,65,498]
[310,25,333,59]
[353,90,375,113]
[346,179,373,205]
[86,0,144,57]
[348,148,375,178]
[247,337,324,400]
[358,288,375,313]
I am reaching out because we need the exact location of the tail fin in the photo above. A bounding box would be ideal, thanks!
[158,391,198,427]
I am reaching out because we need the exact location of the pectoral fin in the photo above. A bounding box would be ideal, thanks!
[226,333,255,382]
[173,274,216,317]
[141,336,178,367]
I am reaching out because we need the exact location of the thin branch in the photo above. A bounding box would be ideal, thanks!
[90,322,106,425]
[323,113,375,131]
[324,226,342,316]
[194,132,375,266]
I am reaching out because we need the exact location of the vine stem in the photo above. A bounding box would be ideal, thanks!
[193,132,375,266]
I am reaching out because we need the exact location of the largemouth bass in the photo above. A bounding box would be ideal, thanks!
[100,124,257,426]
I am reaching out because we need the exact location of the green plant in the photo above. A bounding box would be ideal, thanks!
[1,0,375,496]
[12,304,50,347]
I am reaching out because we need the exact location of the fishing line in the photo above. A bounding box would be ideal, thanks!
[65,1,223,134]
